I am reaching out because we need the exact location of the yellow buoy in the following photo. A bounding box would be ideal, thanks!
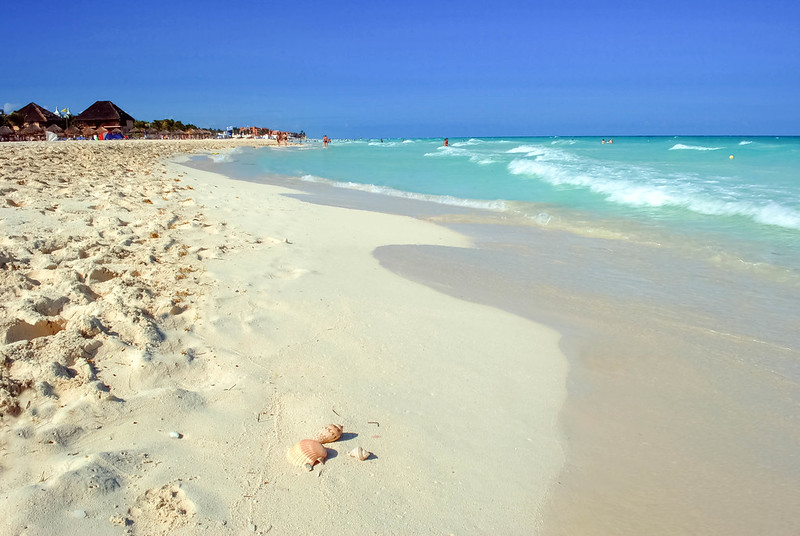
[729,154,735,159]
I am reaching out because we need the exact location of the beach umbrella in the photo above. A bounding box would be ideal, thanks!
[65,125,81,138]
[82,126,97,138]
[47,124,64,133]
[20,124,44,136]
[0,125,13,136]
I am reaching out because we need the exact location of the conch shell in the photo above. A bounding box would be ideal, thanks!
[348,446,371,461]
[313,424,343,444]
[287,439,327,470]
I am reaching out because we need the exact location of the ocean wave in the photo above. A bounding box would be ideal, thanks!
[738,140,753,145]
[368,141,399,147]
[299,174,506,211]
[506,145,546,155]
[424,146,472,158]
[209,153,233,163]
[451,138,483,147]
[669,143,723,151]
[507,158,800,230]
[506,144,575,162]
[423,146,499,166]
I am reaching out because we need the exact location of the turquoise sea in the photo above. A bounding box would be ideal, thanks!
[226,136,800,273]
[193,135,800,534]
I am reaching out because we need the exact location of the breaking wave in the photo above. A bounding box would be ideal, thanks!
[507,158,800,230]
[299,174,506,211]
[669,143,723,151]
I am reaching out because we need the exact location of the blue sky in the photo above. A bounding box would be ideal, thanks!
[3,0,798,137]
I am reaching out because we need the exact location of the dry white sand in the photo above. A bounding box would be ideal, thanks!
[0,140,567,535]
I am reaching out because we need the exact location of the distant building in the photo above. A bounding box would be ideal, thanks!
[75,101,135,134]
[14,102,61,128]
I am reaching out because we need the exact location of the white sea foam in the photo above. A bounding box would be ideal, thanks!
[423,146,497,166]
[506,145,546,155]
[424,146,470,157]
[451,138,483,147]
[210,153,232,163]
[669,143,723,151]
[507,158,800,230]
[368,141,399,147]
[299,174,506,211]
[738,140,753,145]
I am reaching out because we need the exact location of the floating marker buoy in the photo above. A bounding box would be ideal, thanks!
[729,154,735,159]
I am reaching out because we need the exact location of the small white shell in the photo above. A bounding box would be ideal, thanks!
[287,439,327,470]
[348,446,371,461]
[313,424,343,444]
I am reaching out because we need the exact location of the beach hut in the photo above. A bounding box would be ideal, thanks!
[46,124,65,141]
[74,100,135,135]
[0,125,14,141]
[15,102,61,128]
[20,124,45,141]
[65,125,81,139]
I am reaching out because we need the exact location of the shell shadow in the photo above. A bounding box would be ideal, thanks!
[340,432,358,441]
[325,448,339,460]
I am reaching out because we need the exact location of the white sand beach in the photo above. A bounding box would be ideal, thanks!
[0,140,567,535]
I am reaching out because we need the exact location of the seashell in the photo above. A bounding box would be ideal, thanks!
[287,439,327,471]
[313,424,343,444]
[348,446,371,461]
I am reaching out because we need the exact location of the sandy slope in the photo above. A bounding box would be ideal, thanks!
[0,140,566,535]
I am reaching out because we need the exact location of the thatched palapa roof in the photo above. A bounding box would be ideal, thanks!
[47,124,64,133]
[20,124,44,135]
[75,100,134,124]
[16,102,59,124]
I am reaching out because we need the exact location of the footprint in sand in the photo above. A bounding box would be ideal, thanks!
[128,483,196,534]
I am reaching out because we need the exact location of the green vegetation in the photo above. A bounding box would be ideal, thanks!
[133,119,200,132]
[0,111,24,128]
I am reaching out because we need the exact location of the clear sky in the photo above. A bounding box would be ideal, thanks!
[3,0,798,138]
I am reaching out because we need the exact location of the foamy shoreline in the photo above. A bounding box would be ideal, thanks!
[1,140,567,534]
